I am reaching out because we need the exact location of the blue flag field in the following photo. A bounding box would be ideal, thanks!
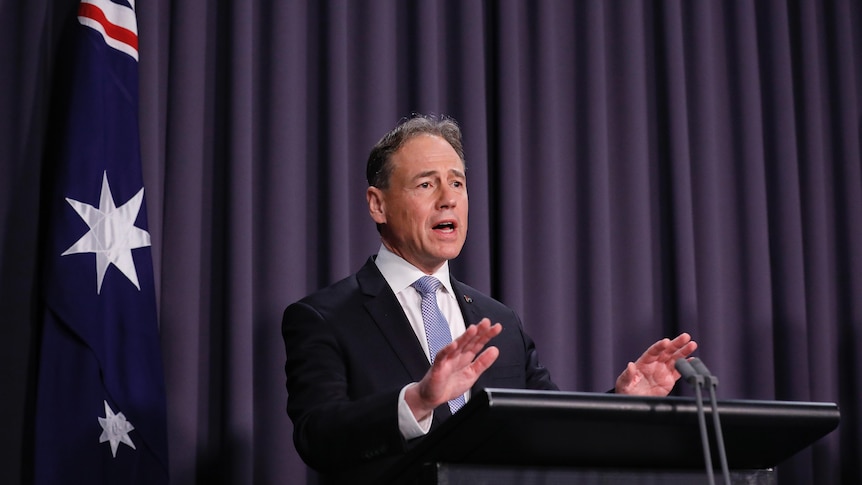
[34,0,169,483]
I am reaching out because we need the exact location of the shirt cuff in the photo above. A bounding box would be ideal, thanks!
[398,383,432,440]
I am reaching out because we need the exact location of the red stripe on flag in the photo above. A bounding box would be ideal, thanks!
[78,3,138,52]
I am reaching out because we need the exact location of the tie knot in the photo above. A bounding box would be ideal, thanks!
[412,275,442,296]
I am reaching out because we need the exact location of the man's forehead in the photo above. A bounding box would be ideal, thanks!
[394,137,462,162]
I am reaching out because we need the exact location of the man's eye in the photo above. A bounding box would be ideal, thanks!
[452,181,463,188]
[419,182,431,188]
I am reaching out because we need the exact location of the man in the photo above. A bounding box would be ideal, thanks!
[282,114,697,483]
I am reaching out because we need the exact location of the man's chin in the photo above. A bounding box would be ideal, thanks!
[436,243,465,261]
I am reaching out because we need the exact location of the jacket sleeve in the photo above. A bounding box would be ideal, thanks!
[282,301,408,472]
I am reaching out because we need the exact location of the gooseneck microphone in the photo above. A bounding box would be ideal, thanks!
[675,358,715,485]
[690,358,731,485]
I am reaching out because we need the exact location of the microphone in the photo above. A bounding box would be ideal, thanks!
[690,358,731,485]
[675,358,715,485]
[675,357,703,386]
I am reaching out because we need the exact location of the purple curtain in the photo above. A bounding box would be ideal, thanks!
[2,0,860,483]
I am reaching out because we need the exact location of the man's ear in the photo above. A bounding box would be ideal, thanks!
[367,187,386,224]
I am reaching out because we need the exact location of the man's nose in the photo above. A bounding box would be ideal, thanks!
[437,185,458,208]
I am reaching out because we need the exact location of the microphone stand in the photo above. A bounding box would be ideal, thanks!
[691,358,731,485]
[675,358,716,485]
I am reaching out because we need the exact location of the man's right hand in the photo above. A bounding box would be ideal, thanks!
[404,318,502,421]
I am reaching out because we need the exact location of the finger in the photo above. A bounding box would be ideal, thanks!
[441,320,485,354]
[637,338,672,364]
[651,333,693,363]
[662,333,690,353]
[671,340,697,360]
[457,320,501,351]
[457,321,482,342]
[452,319,490,345]
[464,324,502,357]
[617,362,635,384]
[615,362,639,394]
[435,321,501,365]
[474,322,502,343]
[668,333,692,353]
[469,346,500,375]
[628,360,640,377]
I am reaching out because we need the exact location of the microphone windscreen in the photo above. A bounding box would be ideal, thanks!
[690,357,718,386]
[674,358,700,386]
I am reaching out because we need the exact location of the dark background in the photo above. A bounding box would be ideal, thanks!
[2,0,860,483]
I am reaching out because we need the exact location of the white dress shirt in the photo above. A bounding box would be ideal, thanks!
[374,244,469,439]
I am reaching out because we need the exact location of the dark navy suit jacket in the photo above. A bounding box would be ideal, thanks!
[282,257,557,483]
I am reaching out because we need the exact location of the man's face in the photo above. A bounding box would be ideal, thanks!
[367,134,468,274]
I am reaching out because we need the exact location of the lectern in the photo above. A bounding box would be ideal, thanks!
[378,388,840,484]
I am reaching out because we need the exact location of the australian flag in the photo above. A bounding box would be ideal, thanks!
[34,0,169,483]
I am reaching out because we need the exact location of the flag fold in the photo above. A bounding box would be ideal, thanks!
[35,1,169,483]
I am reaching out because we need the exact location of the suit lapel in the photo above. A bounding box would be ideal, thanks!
[356,258,430,383]
[451,276,496,393]
[357,260,478,423]
[451,276,482,327]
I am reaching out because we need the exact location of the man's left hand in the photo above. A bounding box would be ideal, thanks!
[614,333,698,396]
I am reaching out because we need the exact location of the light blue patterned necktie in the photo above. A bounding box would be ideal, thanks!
[412,275,466,413]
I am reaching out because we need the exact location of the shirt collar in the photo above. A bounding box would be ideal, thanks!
[375,244,454,296]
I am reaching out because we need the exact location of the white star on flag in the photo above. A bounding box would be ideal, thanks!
[98,400,136,457]
[62,171,151,294]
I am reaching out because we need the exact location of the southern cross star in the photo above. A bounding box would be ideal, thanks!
[62,171,151,294]
[98,400,136,457]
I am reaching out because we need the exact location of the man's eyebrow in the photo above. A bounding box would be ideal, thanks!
[412,170,439,181]
[411,168,466,181]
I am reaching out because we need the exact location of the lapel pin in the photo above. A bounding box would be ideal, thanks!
[463,295,473,303]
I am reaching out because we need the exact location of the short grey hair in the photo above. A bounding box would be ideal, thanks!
[366,113,465,189]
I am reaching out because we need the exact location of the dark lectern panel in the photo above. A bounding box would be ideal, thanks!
[427,464,777,485]
[382,389,839,483]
